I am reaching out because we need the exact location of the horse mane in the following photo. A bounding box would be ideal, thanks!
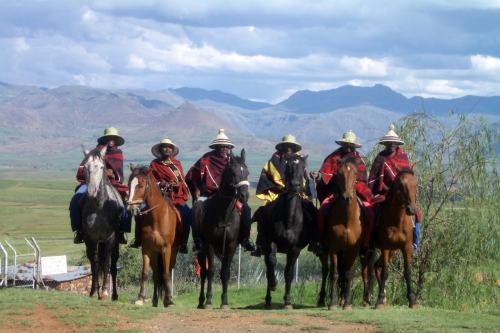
[130,165,150,178]
[398,167,414,176]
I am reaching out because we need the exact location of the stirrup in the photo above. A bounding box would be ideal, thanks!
[73,231,84,244]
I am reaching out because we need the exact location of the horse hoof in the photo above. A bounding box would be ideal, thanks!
[409,303,419,309]
[362,302,370,308]
[203,304,213,309]
[328,305,338,311]
[265,303,272,310]
[375,303,384,310]
[112,294,118,301]
[220,304,230,310]
[135,299,144,306]
[284,304,293,310]
[343,304,353,311]
[197,304,204,309]
[317,301,326,308]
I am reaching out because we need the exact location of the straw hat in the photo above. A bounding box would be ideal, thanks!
[335,130,362,148]
[151,138,179,158]
[209,129,234,149]
[97,127,125,146]
[275,134,302,153]
[379,124,404,145]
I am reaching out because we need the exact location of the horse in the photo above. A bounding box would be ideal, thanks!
[373,167,418,309]
[316,156,368,310]
[80,146,122,300]
[195,149,250,309]
[254,153,314,309]
[127,165,180,307]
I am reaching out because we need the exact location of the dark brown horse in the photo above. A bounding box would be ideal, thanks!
[318,157,365,310]
[374,167,418,309]
[127,166,180,307]
[196,149,250,309]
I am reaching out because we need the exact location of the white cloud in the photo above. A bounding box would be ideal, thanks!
[470,54,500,72]
[14,38,30,53]
[127,54,146,69]
[340,56,388,77]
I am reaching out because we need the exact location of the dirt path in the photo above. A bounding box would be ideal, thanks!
[1,305,376,333]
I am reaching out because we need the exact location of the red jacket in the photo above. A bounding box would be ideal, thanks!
[317,148,372,204]
[149,158,189,205]
[185,151,229,197]
[368,147,411,197]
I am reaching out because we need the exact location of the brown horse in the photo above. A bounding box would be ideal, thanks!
[318,157,365,310]
[127,165,180,307]
[374,167,418,309]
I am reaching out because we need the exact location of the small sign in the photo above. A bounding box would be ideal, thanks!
[41,255,67,276]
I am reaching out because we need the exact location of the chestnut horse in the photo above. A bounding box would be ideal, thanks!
[128,166,180,307]
[318,157,368,310]
[374,167,418,309]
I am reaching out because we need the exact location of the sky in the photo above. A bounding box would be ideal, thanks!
[1,0,500,103]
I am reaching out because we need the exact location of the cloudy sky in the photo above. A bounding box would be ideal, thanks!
[1,0,500,102]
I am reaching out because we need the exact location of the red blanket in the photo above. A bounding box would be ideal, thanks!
[150,158,189,205]
[368,147,411,196]
[186,151,229,197]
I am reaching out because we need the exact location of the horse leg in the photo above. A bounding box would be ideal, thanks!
[220,252,231,309]
[98,242,111,300]
[328,253,339,310]
[197,252,207,309]
[342,251,357,310]
[317,254,329,307]
[204,246,214,309]
[86,243,99,298]
[151,253,159,307]
[264,245,277,309]
[375,249,390,309]
[136,252,150,306]
[403,245,417,308]
[361,249,375,307]
[110,241,119,301]
[283,250,299,310]
[162,246,174,307]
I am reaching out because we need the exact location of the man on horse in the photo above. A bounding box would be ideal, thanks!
[69,127,131,244]
[368,124,421,250]
[311,130,375,252]
[252,134,322,256]
[130,138,192,253]
[185,129,256,253]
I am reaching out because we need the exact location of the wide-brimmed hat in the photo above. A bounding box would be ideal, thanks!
[151,138,179,158]
[275,134,302,153]
[209,129,234,149]
[379,124,404,145]
[335,130,362,148]
[97,127,125,146]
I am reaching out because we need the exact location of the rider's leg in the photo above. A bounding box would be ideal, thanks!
[176,203,192,254]
[69,184,87,244]
[239,203,256,252]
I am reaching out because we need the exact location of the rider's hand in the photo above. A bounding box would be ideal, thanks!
[106,169,115,178]
[310,171,319,179]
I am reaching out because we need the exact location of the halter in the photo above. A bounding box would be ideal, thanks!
[128,173,161,215]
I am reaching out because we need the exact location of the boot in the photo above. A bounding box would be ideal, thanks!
[250,245,262,257]
[118,232,127,244]
[129,218,142,248]
[308,241,327,256]
[73,231,84,244]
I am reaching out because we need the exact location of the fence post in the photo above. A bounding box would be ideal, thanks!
[0,242,8,287]
[295,258,299,283]
[171,268,175,296]
[237,245,241,289]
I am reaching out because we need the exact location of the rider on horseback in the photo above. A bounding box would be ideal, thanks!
[69,127,131,244]
[252,134,322,256]
[130,138,192,253]
[368,124,421,250]
[311,130,376,253]
[185,129,256,253]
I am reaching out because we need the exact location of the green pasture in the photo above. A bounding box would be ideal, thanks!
[0,285,499,333]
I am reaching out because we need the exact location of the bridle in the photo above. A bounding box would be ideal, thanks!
[128,173,161,215]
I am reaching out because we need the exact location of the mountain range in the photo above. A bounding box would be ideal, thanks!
[0,81,498,173]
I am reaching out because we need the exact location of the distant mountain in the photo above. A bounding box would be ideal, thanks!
[172,87,271,110]
[278,84,500,116]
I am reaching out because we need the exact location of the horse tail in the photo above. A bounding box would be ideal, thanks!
[157,252,165,301]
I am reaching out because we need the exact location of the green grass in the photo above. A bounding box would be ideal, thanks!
[1,286,499,333]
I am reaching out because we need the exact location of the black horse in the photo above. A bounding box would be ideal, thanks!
[195,149,250,309]
[81,146,123,300]
[254,154,315,309]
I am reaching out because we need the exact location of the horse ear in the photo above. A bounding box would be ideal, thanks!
[303,154,308,161]
[240,149,246,163]
[129,163,135,172]
[411,163,416,173]
[100,145,107,157]
[81,144,89,156]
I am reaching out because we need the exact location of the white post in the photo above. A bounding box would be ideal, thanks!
[4,241,17,286]
[0,242,8,287]
[171,269,175,295]
[237,245,241,289]
[295,259,298,283]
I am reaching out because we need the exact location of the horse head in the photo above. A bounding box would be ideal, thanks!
[284,153,307,194]
[127,165,150,216]
[336,156,359,203]
[393,168,418,215]
[222,149,250,203]
[84,146,107,198]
